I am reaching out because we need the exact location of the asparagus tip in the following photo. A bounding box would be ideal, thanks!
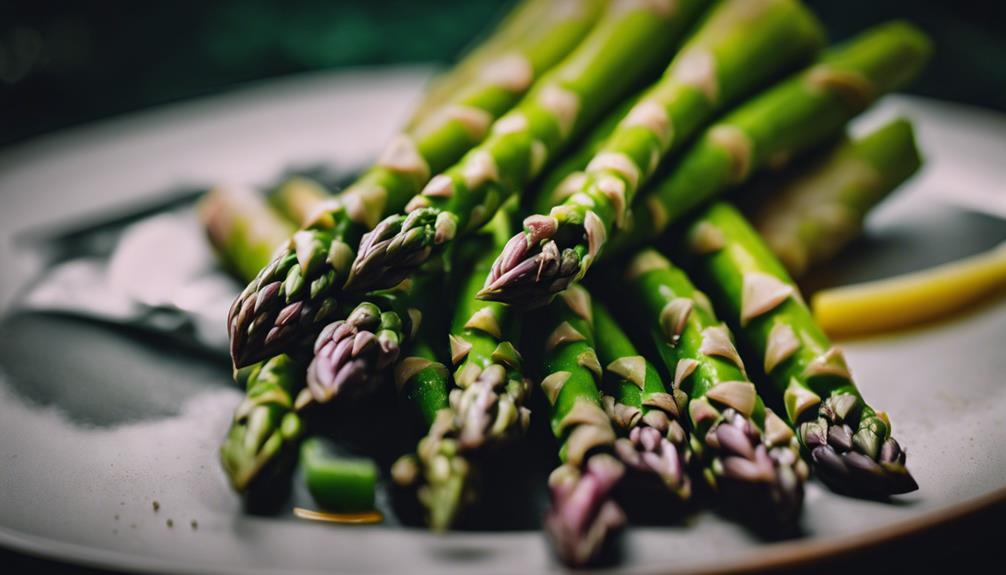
[614,425,691,502]
[478,242,582,309]
[306,313,398,404]
[398,415,476,531]
[544,454,626,567]
[803,395,918,497]
[344,210,438,293]
[451,365,530,451]
[712,409,805,532]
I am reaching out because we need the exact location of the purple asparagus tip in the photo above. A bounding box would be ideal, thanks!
[801,394,918,497]
[306,302,399,404]
[228,234,341,368]
[344,209,439,292]
[614,421,691,501]
[712,409,806,531]
[477,218,583,309]
[544,453,626,567]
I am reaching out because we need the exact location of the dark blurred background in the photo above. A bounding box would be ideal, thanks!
[1,0,1004,149]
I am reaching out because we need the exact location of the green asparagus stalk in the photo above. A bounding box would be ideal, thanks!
[197,1,554,275]
[267,176,332,228]
[393,208,532,529]
[390,340,474,530]
[618,249,807,529]
[481,0,826,308]
[592,300,692,501]
[227,2,604,368]
[199,186,296,283]
[534,284,624,567]
[344,0,709,293]
[391,253,472,530]
[301,437,378,513]
[405,0,567,130]
[677,202,917,496]
[529,90,645,216]
[605,21,932,259]
[743,117,922,278]
[220,354,306,494]
[448,214,532,450]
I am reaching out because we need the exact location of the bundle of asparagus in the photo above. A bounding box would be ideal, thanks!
[200,1,939,568]
[615,250,806,530]
[675,203,917,496]
[343,0,709,292]
[227,0,606,368]
[482,0,826,307]
[483,20,931,307]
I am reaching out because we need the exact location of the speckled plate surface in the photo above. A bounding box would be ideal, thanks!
[0,68,1004,574]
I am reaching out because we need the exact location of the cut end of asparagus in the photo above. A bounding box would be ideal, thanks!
[343,209,439,293]
[710,409,806,532]
[801,394,918,497]
[613,422,692,502]
[306,303,400,404]
[478,228,583,309]
[544,454,626,568]
[451,365,531,451]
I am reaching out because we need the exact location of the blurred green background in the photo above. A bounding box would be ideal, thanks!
[2,0,1003,148]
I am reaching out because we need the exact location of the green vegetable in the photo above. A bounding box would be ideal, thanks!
[481,0,826,308]
[607,21,932,258]
[220,355,306,494]
[744,117,922,277]
[592,301,691,500]
[677,202,917,496]
[343,0,709,293]
[198,186,295,282]
[227,1,603,367]
[301,438,378,513]
[448,212,531,450]
[617,249,806,530]
[534,284,624,567]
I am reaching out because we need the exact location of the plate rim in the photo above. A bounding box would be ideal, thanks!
[2,486,1005,574]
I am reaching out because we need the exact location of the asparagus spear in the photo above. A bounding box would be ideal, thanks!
[227,2,604,368]
[199,186,296,283]
[618,249,807,529]
[344,0,709,293]
[391,340,474,530]
[448,214,532,450]
[375,238,468,529]
[678,202,917,496]
[199,0,565,275]
[394,209,533,529]
[604,21,932,261]
[534,284,624,567]
[744,117,922,278]
[405,0,569,130]
[592,300,692,501]
[481,0,826,308]
[220,354,306,494]
[267,176,332,228]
